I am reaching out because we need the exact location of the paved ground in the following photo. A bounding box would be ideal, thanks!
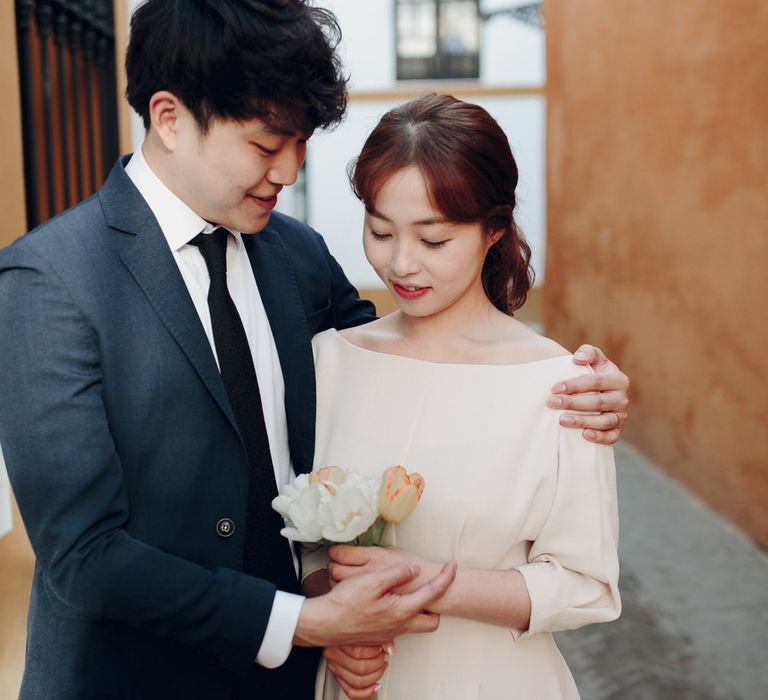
[556,443,768,700]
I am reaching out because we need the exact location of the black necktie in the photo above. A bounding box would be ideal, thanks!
[191,228,299,593]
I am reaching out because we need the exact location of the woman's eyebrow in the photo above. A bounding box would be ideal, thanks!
[366,207,445,226]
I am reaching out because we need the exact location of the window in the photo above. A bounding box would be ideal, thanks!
[396,0,481,80]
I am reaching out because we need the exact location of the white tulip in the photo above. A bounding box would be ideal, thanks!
[272,473,325,542]
[317,471,380,542]
[273,468,381,544]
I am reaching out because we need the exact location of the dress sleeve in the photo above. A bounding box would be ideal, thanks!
[312,230,377,332]
[513,424,621,639]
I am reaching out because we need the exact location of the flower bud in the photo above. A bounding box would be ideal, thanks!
[378,465,425,524]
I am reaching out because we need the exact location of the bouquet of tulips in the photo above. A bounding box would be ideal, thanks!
[272,466,424,699]
[272,465,424,546]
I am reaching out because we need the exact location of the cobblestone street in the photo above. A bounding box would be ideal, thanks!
[556,444,768,700]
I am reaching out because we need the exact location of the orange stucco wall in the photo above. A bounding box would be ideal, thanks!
[543,1,768,545]
[1,2,28,246]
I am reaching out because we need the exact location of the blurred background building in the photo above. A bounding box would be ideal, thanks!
[1,1,766,697]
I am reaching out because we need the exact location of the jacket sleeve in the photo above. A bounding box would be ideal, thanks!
[0,245,274,674]
[513,424,621,638]
[314,231,377,331]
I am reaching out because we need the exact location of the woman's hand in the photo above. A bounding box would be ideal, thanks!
[321,548,447,695]
[329,545,441,596]
[324,643,391,699]
[547,344,630,445]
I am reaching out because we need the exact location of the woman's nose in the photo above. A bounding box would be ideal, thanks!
[390,242,420,277]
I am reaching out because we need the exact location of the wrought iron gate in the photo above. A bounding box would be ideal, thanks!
[16,0,119,229]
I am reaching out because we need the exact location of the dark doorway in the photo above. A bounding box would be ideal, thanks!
[16,0,120,228]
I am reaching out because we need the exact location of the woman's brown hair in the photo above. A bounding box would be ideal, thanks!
[349,93,533,314]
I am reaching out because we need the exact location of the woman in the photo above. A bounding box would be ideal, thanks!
[306,94,620,700]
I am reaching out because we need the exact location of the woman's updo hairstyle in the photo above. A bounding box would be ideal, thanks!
[348,93,533,314]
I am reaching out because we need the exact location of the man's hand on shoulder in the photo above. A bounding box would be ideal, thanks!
[547,344,630,445]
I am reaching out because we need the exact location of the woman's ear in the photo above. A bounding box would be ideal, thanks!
[487,228,505,248]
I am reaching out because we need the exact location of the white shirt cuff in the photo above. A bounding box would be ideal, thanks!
[255,591,305,668]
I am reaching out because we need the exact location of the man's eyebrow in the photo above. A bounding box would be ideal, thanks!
[266,125,295,136]
[264,123,313,139]
[366,206,445,226]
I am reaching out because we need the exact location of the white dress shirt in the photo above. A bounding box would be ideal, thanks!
[126,147,303,669]
[0,444,12,538]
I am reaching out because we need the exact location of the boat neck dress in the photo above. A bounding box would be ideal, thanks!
[310,329,620,700]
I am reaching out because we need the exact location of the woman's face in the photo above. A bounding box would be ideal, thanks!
[363,166,494,319]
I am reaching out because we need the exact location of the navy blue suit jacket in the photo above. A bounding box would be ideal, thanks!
[0,157,375,698]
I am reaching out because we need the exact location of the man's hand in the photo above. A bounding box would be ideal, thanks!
[323,643,391,699]
[547,344,630,445]
[294,560,456,649]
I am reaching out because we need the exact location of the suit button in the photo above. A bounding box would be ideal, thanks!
[216,518,235,538]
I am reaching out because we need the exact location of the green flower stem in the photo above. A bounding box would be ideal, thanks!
[354,517,389,547]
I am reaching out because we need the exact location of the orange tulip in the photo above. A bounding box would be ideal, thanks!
[378,465,425,524]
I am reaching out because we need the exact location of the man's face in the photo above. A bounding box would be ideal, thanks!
[168,105,310,233]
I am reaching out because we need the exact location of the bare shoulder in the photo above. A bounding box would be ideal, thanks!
[338,315,399,352]
[517,325,570,361]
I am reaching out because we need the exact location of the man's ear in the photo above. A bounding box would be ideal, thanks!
[147,91,183,151]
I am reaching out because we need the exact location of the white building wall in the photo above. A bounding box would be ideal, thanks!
[481,13,546,85]
[324,0,396,90]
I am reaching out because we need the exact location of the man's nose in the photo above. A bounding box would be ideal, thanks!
[267,144,304,186]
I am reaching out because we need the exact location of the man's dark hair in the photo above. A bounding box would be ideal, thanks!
[126,0,348,133]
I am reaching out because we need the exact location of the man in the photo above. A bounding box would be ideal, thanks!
[0,1,628,698]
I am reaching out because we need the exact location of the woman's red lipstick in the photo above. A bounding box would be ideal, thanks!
[393,283,429,299]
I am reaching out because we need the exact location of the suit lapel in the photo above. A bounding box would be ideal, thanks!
[242,231,316,474]
[100,158,239,433]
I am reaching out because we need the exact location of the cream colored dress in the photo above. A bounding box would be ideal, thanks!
[310,329,620,700]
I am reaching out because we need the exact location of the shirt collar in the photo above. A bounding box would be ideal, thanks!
[125,145,243,251]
